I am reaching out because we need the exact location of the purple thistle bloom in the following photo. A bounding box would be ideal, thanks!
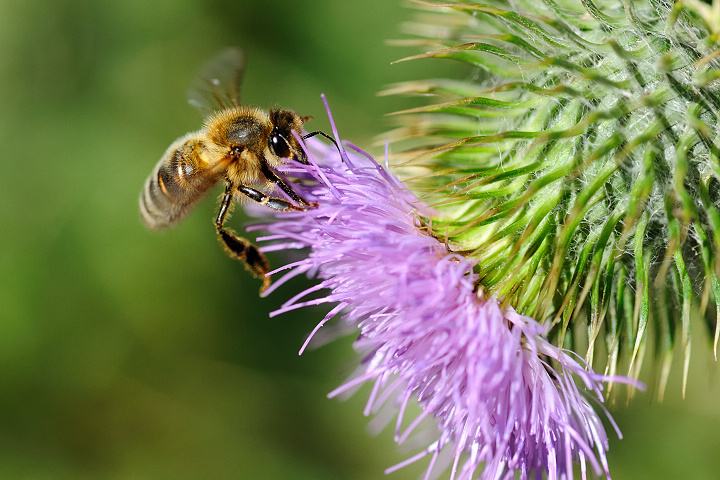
[249,98,639,479]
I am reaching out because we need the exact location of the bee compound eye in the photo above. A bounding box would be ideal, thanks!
[270,131,290,158]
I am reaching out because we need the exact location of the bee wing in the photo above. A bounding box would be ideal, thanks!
[187,47,246,115]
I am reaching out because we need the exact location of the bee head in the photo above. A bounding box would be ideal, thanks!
[269,109,304,159]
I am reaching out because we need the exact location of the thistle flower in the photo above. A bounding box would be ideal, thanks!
[248,98,637,479]
[237,0,720,475]
[383,0,720,398]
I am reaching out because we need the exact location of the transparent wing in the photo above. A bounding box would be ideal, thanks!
[187,47,245,115]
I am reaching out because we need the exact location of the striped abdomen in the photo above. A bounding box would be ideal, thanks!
[140,133,224,229]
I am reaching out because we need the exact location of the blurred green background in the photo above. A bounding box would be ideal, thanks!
[0,0,718,478]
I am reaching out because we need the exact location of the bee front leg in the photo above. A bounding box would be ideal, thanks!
[259,160,317,208]
[215,185,270,292]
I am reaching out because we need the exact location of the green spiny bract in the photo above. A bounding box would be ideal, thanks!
[385,0,720,397]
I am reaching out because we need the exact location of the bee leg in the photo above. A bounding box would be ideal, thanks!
[259,161,317,208]
[238,185,309,212]
[301,131,344,162]
[215,186,270,292]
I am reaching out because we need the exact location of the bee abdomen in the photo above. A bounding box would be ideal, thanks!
[139,164,179,229]
[140,134,221,229]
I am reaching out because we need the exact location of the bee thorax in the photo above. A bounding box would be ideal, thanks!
[226,151,262,186]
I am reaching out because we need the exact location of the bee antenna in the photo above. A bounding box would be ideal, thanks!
[278,132,309,165]
[302,131,345,162]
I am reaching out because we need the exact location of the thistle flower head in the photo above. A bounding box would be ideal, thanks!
[248,99,637,479]
[383,0,720,398]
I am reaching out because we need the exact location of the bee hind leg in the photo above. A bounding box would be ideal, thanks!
[216,186,270,292]
[216,227,270,292]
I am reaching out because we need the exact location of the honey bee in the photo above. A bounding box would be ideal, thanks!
[140,48,334,291]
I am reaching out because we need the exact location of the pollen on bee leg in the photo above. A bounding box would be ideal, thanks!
[260,274,271,293]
